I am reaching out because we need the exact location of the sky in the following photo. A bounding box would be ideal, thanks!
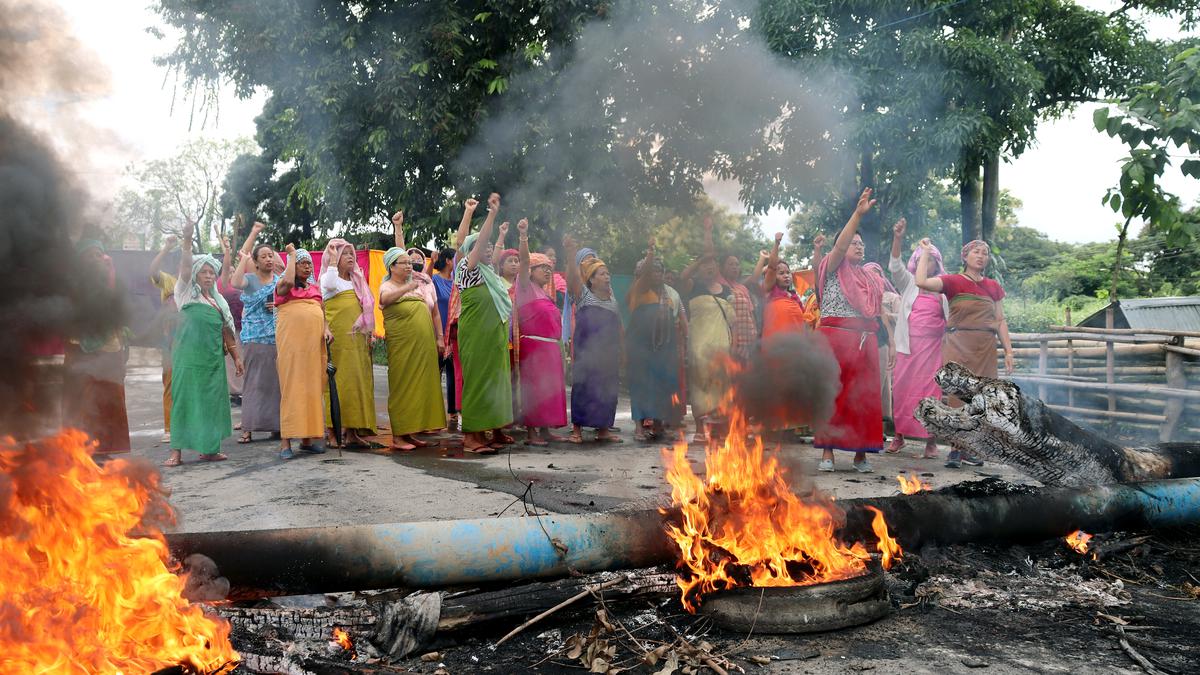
[48,0,1199,245]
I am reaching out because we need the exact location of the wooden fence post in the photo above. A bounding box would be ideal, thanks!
[1161,349,1187,442]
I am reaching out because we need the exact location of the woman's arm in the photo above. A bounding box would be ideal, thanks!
[764,231,782,290]
[996,300,1014,374]
[276,244,297,295]
[811,233,826,270]
[702,215,715,257]
[454,198,478,248]
[628,237,656,298]
[149,235,177,280]
[379,279,418,306]
[219,236,233,286]
[178,223,194,282]
[678,257,701,295]
[914,239,945,293]
[232,221,267,289]
[467,193,499,271]
[564,234,582,300]
[823,188,875,274]
[517,218,531,282]
[888,218,912,294]
[492,221,509,263]
[391,210,406,249]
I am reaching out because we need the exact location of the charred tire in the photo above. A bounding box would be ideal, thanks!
[701,567,889,634]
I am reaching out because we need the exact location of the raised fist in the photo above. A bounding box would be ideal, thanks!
[285,243,297,254]
[487,193,501,210]
[464,198,479,211]
[391,210,404,227]
[774,232,784,244]
[813,234,827,249]
[517,218,529,234]
[251,221,266,234]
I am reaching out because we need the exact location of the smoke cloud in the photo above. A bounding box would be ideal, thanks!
[0,0,125,431]
[453,0,852,223]
[731,331,841,430]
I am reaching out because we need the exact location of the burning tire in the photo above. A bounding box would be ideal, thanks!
[701,566,889,634]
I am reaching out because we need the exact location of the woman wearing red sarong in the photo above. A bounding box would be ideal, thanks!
[814,188,885,473]
[513,219,568,445]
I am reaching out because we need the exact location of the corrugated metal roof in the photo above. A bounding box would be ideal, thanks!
[1077,296,1200,331]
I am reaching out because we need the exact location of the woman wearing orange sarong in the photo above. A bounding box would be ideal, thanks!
[275,245,330,459]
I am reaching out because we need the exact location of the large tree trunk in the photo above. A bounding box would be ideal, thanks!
[916,363,1200,487]
[959,161,982,248]
[981,154,1000,242]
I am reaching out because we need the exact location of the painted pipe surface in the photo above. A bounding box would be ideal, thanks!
[169,478,1200,599]
[168,509,674,600]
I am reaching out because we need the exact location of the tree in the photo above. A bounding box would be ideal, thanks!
[1095,44,1200,299]
[113,137,257,250]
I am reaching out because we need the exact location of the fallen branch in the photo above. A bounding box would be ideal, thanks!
[494,574,629,647]
[1116,625,1168,675]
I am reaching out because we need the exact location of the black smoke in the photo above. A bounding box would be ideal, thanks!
[731,331,841,431]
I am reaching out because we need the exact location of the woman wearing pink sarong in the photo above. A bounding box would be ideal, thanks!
[514,219,568,445]
[886,218,948,458]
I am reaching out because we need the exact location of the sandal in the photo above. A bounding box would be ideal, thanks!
[389,443,416,452]
[885,437,905,454]
[238,432,253,444]
[596,435,624,444]
[163,456,182,467]
[691,433,708,444]
[200,453,228,462]
[494,432,516,445]
[525,438,549,447]
[463,443,498,455]
[566,432,585,444]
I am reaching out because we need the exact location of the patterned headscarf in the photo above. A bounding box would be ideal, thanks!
[961,239,990,263]
[321,238,375,335]
[908,243,944,276]
[292,248,315,286]
[529,253,553,270]
[575,247,598,267]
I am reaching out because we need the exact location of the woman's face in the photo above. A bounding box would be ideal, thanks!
[531,264,553,287]
[296,259,314,280]
[409,253,425,271]
[775,262,791,287]
[501,255,520,279]
[255,247,275,272]
[965,244,990,272]
[648,266,664,286]
[390,255,413,282]
[697,258,718,283]
[722,255,740,282]
[480,244,494,265]
[337,249,355,275]
[847,235,866,264]
[196,263,217,291]
[590,266,612,291]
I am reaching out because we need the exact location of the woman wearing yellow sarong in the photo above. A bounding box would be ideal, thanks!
[275,246,330,459]
[320,239,377,447]
[379,214,445,451]
[678,255,733,443]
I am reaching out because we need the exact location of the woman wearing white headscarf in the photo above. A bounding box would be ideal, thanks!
[165,222,243,467]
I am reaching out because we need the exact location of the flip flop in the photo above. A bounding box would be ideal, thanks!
[389,444,416,452]
[525,438,549,447]
[162,456,182,467]
[494,433,517,445]
[237,432,253,444]
[566,434,585,444]
[463,444,498,455]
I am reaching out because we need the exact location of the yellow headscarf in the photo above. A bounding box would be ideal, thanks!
[580,257,607,286]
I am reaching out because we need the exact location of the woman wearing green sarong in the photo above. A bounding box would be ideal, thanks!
[456,193,513,454]
[320,238,377,447]
[379,219,446,450]
[165,221,243,467]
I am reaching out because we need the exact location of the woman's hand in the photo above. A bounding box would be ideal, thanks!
[464,197,478,212]
[1004,350,1015,375]
[517,218,529,235]
[774,232,784,244]
[162,235,178,251]
[391,210,404,228]
[234,357,245,378]
[813,233,826,249]
[918,237,932,251]
[854,187,876,217]
[285,243,297,254]
[487,192,500,211]
[498,221,509,238]
[436,334,445,354]
[888,344,897,371]
[220,236,231,255]
[324,327,334,344]
[893,217,906,239]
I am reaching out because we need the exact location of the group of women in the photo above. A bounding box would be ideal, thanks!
[140,186,1014,471]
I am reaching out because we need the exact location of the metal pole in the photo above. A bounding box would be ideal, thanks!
[169,478,1200,599]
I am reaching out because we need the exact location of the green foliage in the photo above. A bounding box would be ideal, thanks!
[1096,46,1200,249]
[1003,295,1108,333]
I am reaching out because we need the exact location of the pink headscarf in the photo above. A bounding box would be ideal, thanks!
[908,244,944,276]
[817,254,883,319]
[321,238,375,335]
[496,248,520,271]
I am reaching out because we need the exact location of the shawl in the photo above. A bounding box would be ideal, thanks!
[181,254,235,331]
[817,254,883,319]
[321,238,375,335]
[862,262,897,295]
[909,244,945,276]
[459,233,513,323]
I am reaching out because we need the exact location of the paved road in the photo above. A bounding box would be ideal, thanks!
[115,363,1032,534]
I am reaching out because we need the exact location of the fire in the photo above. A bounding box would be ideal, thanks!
[332,627,356,658]
[0,430,238,674]
[662,409,901,612]
[1065,530,1093,554]
[897,474,931,494]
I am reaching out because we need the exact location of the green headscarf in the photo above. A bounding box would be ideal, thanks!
[383,246,405,281]
[456,233,513,323]
[180,254,235,331]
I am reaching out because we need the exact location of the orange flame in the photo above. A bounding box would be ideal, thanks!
[1065,530,1093,554]
[662,408,901,612]
[897,474,931,494]
[0,430,238,673]
[332,627,356,658]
